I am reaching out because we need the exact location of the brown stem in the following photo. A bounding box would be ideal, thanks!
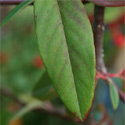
[0,0,33,5]
[0,0,24,5]
[0,0,89,5]
[93,5,107,74]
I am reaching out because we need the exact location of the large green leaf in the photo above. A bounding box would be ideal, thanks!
[32,71,57,100]
[34,0,95,121]
[109,83,119,110]
[1,0,33,27]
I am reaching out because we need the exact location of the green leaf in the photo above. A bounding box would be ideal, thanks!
[1,0,33,27]
[32,71,57,100]
[34,0,95,121]
[109,83,119,110]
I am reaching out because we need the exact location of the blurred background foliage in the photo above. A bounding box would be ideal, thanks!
[0,3,125,125]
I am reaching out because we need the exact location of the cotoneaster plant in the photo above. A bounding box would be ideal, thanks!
[1,0,125,124]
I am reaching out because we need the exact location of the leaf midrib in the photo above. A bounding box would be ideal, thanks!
[56,0,83,119]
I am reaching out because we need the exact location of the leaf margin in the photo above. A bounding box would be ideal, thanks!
[34,0,96,121]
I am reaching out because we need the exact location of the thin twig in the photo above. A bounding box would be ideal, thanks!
[96,71,125,103]
[0,87,25,107]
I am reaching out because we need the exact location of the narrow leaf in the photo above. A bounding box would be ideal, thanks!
[1,0,33,27]
[32,71,57,100]
[109,83,119,110]
[34,0,95,121]
[88,0,125,7]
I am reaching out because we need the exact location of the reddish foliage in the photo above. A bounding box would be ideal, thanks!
[96,70,125,81]
[96,71,107,80]
[83,107,91,122]
[108,22,119,29]
[32,56,44,68]
[119,13,125,24]
[0,52,8,64]
[108,69,125,80]
[108,13,125,28]
[88,14,93,23]
[108,13,125,48]
[112,30,125,48]
[120,69,125,76]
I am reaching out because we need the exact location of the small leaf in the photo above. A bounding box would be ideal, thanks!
[32,71,57,101]
[34,0,95,121]
[1,0,33,27]
[88,0,125,7]
[109,83,119,110]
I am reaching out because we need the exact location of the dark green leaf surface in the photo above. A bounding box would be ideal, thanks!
[33,71,57,100]
[34,0,95,120]
[109,83,119,110]
[1,0,33,27]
